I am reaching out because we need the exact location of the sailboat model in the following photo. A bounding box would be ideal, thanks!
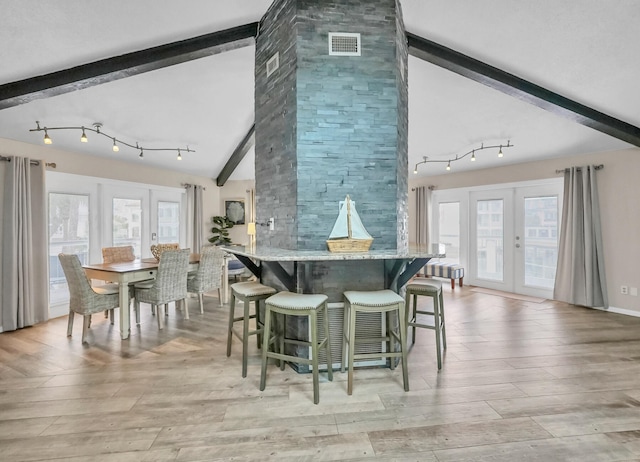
[326,195,373,252]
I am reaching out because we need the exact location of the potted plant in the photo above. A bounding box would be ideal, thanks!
[208,215,235,245]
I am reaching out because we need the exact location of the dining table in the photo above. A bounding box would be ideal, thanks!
[83,255,199,340]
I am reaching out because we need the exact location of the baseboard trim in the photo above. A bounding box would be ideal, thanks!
[593,305,640,318]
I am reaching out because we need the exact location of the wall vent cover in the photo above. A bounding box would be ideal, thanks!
[266,52,279,77]
[328,32,361,56]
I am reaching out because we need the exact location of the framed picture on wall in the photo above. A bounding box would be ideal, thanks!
[225,199,245,225]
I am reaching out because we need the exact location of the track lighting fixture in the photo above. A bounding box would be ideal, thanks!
[413,140,513,174]
[29,121,194,160]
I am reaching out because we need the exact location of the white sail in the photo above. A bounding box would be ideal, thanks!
[348,205,372,239]
[328,196,372,240]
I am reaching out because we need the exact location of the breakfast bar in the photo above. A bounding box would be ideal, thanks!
[222,245,442,371]
[222,245,441,298]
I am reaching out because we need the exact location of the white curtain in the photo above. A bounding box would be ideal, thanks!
[414,186,430,246]
[186,185,204,252]
[554,166,608,308]
[1,156,49,330]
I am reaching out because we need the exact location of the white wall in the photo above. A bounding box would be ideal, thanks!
[408,147,640,314]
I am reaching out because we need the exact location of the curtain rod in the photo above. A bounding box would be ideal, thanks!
[556,164,603,174]
[0,155,56,168]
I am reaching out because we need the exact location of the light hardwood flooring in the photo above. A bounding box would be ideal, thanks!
[1,286,640,461]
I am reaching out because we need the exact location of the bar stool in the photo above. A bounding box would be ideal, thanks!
[341,290,408,395]
[260,291,332,405]
[405,279,446,370]
[227,281,277,377]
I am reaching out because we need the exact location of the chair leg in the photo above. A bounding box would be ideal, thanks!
[82,315,91,343]
[109,309,115,325]
[156,305,164,329]
[199,293,204,314]
[217,288,222,307]
[165,303,169,316]
[67,311,75,337]
[104,309,109,319]
[135,300,141,325]
[184,298,190,320]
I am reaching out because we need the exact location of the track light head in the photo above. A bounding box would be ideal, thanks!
[43,129,52,145]
[112,138,119,152]
[80,128,88,143]
[446,161,451,171]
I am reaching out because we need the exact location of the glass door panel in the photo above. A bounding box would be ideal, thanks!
[112,198,143,258]
[438,202,460,263]
[476,199,504,281]
[49,192,90,305]
[157,201,180,244]
[523,196,558,288]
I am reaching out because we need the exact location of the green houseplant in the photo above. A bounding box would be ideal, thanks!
[208,215,235,245]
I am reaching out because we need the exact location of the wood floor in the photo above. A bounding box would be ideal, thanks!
[2,286,640,461]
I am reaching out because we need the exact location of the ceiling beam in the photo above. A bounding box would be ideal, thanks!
[407,32,640,148]
[216,124,255,187]
[0,22,259,110]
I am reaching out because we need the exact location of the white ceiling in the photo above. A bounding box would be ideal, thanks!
[1,0,638,181]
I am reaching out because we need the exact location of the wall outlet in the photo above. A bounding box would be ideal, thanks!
[268,217,275,231]
[631,287,638,296]
[621,285,629,295]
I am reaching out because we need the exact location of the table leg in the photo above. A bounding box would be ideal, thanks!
[119,281,130,339]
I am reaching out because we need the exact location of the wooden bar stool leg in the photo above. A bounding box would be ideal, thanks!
[259,305,272,392]
[440,289,447,349]
[397,303,409,391]
[278,313,286,370]
[242,298,250,378]
[387,311,395,370]
[347,305,357,395]
[310,310,320,404]
[434,294,442,370]
[257,299,264,349]
[411,293,418,344]
[322,305,333,381]
[226,293,236,357]
[341,302,350,374]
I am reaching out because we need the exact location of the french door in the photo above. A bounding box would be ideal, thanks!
[468,182,562,298]
[47,172,186,313]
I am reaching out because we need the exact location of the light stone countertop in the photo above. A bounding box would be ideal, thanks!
[221,245,444,262]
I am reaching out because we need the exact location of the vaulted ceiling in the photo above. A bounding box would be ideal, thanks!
[1,0,639,182]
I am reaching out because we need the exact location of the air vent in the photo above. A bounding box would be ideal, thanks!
[266,52,279,77]
[328,32,361,56]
